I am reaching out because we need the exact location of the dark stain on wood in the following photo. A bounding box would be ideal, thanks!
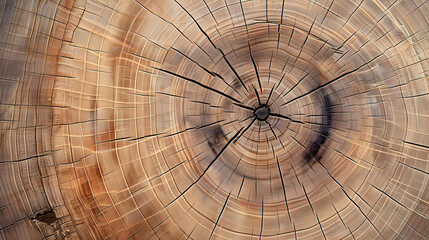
[208,125,227,154]
[303,92,332,164]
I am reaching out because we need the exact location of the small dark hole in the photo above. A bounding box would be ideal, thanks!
[32,210,57,225]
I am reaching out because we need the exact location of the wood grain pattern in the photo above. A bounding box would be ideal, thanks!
[0,0,428,239]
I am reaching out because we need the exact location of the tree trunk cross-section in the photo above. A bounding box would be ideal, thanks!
[0,0,429,239]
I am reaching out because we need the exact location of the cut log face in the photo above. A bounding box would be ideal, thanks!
[1,0,429,239]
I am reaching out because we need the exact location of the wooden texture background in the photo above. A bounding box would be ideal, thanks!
[0,0,428,239]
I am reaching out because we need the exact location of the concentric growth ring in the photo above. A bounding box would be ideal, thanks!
[48,1,429,239]
[1,0,428,239]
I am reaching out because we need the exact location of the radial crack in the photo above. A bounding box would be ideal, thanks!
[209,193,231,239]
[153,67,241,103]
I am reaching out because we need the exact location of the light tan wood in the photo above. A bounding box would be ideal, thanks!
[0,0,428,239]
